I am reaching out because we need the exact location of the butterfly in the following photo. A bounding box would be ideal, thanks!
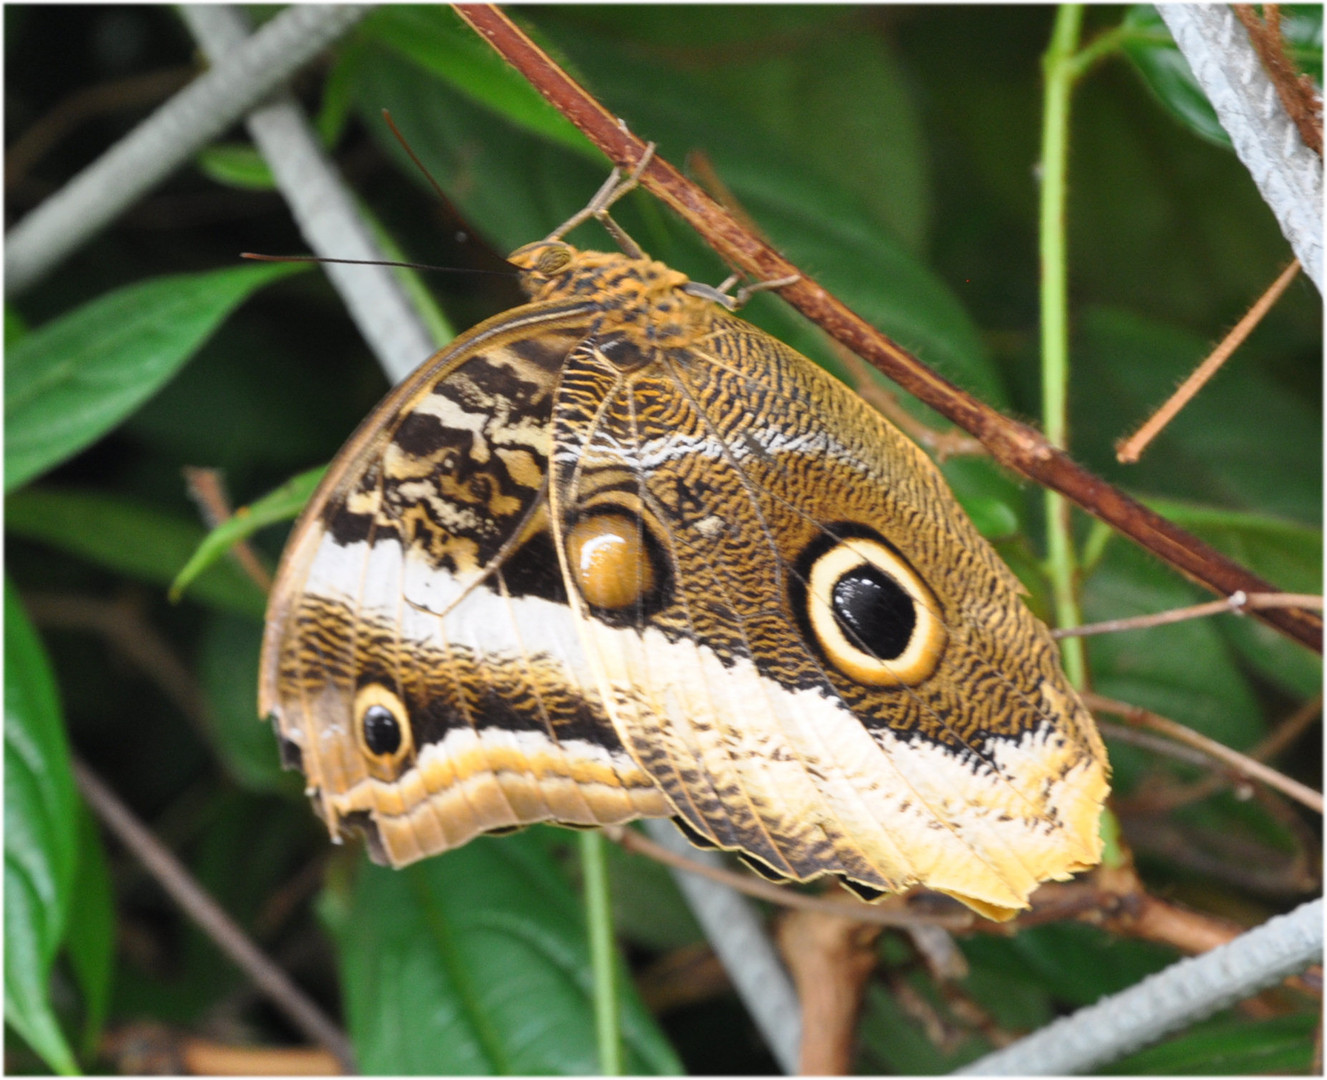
[259,154,1109,921]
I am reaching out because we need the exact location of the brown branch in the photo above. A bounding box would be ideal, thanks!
[74,761,356,1072]
[453,5,1322,655]
[776,909,881,1074]
[1234,5,1324,155]
[103,1023,343,1076]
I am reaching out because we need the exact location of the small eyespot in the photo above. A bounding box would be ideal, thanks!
[354,683,413,771]
[564,512,665,613]
[362,705,400,756]
[802,535,946,687]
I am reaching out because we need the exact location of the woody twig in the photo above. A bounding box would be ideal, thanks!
[454,5,1322,655]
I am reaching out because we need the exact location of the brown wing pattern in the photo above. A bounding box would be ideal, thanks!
[545,311,1106,919]
[259,307,671,867]
[262,239,1107,919]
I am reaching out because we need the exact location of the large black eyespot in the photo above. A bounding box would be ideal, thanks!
[796,529,946,687]
[831,564,916,661]
[354,684,413,770]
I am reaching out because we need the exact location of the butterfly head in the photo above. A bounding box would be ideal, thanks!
[508,240,695,313]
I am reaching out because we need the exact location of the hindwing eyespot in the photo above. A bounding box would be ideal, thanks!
[795,529,947,687]
[353,683,414,773]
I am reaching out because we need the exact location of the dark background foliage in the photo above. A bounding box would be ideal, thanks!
[6,5,1321,1074]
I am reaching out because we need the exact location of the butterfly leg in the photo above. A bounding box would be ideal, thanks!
[545,143,658,256]
[682,272,802,311]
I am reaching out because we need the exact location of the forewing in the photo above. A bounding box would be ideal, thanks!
[259,312,669,866]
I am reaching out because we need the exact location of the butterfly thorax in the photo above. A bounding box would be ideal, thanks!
[508,240,716,351]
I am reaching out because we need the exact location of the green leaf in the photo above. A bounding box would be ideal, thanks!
[966,923,1175,1009]
[1136,500,1322,697]
[360,7,594,157]
[1083,540,1264,754]
[332,831,681,1075]
[5,262,305,493]
[4,580,80,1075]
[64,805,115,1058]
[198,614,295,793]
[196,143,277,190]
[1121,6,1231,148]
[6,488,268,619]
[1105,1011,1319,1074]
[171,465,326,604]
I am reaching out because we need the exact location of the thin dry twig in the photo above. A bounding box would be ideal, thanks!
[26,592,212,736]
[1085,691,1324,814]
[1055,590,1323,638]
[183,467,274,593]
[73,760,355,1072]
[1116,259,1302,463]
[603,824,973,930]
[5,64,195,187]
[453,5,1322,655]
[1121,695,1323,815]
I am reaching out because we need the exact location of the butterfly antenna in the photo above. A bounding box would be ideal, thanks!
[381,108,451,206]
[239,253,514,278]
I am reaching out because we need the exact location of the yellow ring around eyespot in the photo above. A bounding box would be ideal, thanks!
[353,682,414,772]
[806,537,946,687]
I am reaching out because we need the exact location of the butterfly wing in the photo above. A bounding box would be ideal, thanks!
[259,307,670,867]
[547,316,1108,919]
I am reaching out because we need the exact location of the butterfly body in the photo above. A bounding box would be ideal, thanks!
[261,237,1108,920]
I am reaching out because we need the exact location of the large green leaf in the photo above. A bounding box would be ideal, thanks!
[5,262,304,493]
[333,831,681,1075]
[4,581,80,1074]
[63,806,115,1058]
[6,488,268,619]
[360,6,594,157]
[1105,1011,1319,1074]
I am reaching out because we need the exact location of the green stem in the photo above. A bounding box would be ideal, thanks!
[580,830,623,1074]
[1040,5,1088,687]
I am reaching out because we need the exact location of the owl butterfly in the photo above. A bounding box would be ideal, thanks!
[259,154,1109,921]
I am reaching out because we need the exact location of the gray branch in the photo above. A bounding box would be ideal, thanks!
[180,5,436,384]
[956,896,1323,1074]
[1161,4,1323,292]
[5,4,371,296]
[644,820,802,1073]
[180,11,800,1070]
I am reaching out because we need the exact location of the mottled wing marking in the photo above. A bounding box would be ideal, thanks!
[260,311,671,865]
[262,239,1108,920]
[546,318,1106,918]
